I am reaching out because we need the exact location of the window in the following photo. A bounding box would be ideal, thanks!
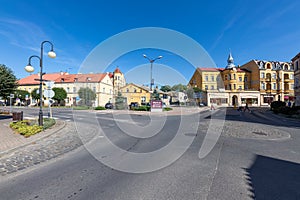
[141,96,146,103]
[229,84,232,90]
[224,75,227,80]
[234,84,236,90]
[290,74,294,79]
[261,82,265,90]
[291,84,294,89]
[74,78,78,82]
[67,87,70,92]
[272,83,276,90]
[134,88,137,93]
[211,76,214,82]
[93,87,96,92]
[205,76,208,82]
[233,74,236,80]
[228,74,231,80]
[73,87,76,93]
[238,77,242,82]
[205,85,208,90]
[272,73,276,79]
[110,89,112,94]
[244,76,248,82]
[296,61,299,71]
[238,86,242,90]
[210,85,214,90]
[260,72,265,78]
[126,88,129,93]
[102,87,105,93]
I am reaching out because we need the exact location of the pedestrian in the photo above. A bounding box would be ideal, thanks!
[244,103,251,113]
[210,103,215,110]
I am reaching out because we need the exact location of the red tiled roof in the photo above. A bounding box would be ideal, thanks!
[18,72,107,85]
[54,74,77,83]
[74,73,106,83]
[114,67,121,73]
[18,73,65,85]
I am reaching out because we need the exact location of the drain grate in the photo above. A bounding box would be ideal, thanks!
[184,133,197,137]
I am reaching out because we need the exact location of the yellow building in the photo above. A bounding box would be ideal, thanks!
[292,52,300,106]
[241,59,294,105]
[189,68,222,91]
[120,83,151,105]
[189,52,260,107]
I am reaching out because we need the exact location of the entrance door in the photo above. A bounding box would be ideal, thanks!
[232,95,238,106]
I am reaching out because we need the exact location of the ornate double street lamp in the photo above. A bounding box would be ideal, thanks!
[25,41,56,126]
[142,54,163,92]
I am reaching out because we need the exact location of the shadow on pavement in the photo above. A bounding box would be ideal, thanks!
[0,115,12,120]
[223,107,300,128]
[245,155,300,200]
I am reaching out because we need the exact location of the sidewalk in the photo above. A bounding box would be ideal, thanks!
[0,114,65,155]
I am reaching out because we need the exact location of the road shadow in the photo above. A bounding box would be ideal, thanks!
[0,115,12,120]
[220,107,300,128]
[245,155,300,200]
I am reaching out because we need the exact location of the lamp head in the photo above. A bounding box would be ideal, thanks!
[48,50,56,58]
[25,64,34,73]
[158,56,163,59]
[143,54,147,58]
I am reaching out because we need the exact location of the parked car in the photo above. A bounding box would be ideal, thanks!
[105,102,113,109]
[129,102,139,110]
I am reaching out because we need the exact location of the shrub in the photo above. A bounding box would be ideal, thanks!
[10,120,43,137]
[163,107,173,111]
[270,101,286,111]
[43,118,56,129]
[94,106,106,110]
[133,106,150,111]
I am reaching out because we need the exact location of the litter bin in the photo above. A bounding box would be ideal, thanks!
[12,111,23,121]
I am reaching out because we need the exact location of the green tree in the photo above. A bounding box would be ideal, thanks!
[171,84,187,92]
[14,89,30,101]
[31,88,40,101]
[52,87,67,105]
[115,91,126,110]
[160,85,172,92]
[0,64,18,100]
[78,87,96,106]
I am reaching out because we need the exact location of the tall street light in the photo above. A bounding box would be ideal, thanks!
[143,54,163,92]
[25,41,56,126]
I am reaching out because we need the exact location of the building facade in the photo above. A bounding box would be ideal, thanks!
[292,52,300,106]
[18,72,116,107]
[120,83,151,105]
[241,60,294,106]
[189,52,261,107]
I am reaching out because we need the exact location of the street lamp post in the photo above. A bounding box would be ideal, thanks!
[25,41,56,126]
[143,54,163,92]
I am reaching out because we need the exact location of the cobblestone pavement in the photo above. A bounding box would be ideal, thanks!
[0,121,98,176]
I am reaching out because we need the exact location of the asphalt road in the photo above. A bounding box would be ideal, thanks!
[0,107,300,200]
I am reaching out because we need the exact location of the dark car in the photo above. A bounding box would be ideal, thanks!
[105,102,113,109]
[129,102,139,110]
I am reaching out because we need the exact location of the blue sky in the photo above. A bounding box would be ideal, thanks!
[0,0,299,86]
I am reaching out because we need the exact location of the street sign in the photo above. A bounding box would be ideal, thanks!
[44,90,55,98]
[10,94,14,98]
[45,81,55,89]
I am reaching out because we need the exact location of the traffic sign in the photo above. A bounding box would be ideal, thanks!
[44,90,55,98]
[45,81,55,89]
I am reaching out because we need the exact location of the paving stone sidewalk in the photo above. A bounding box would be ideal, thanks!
[0,119,98,176]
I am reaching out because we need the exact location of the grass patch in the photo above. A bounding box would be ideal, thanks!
[94,106,106,110]
[163,107,173,111]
